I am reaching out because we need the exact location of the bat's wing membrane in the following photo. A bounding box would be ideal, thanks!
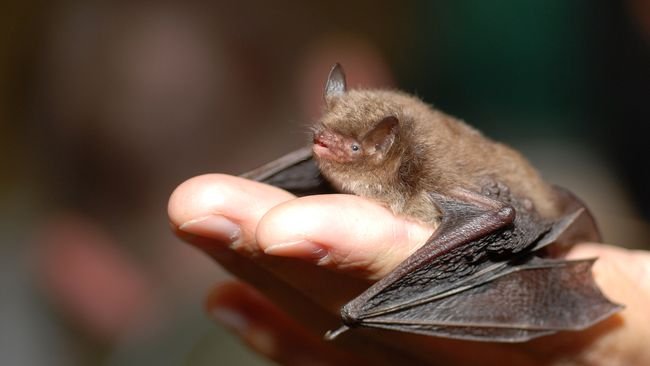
[241,147,335,196]
[532,186,602,256]
[344,257,621,342]
[332,195,622,342]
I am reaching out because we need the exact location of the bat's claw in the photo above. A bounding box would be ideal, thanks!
[324,325,350,341]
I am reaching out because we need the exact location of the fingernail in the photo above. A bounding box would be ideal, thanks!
[246,328,276,357]
[179,215,241,244]
[264,240,328,260]
[211,307,249,332]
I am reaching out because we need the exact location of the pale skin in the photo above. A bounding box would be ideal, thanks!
[168,174,650,366]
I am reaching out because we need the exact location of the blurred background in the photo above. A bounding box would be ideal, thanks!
[1,1,649,365]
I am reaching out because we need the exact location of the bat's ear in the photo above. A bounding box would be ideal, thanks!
[362,116,399,155]
[324,63,347,106]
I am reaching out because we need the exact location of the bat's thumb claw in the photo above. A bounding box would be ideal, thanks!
[324,325,350,341]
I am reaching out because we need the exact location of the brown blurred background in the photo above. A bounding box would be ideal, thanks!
[1,1,649,365]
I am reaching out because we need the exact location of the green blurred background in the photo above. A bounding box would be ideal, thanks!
[1,1,649,365]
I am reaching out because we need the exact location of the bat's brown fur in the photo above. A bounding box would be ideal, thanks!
[313,89,561,225]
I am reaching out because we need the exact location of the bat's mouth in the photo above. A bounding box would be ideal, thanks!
[313,135,338,161]
[312,140,330,159]
[313,133,331,157]
[312,131,349,163]
[313,136,328,148]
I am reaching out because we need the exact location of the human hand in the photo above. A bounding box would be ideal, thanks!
[168,174,650,365]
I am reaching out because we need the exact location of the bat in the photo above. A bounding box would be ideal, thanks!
[241,64,622,343]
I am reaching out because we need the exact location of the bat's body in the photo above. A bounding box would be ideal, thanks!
[314,87,560,224]
[243,64,621,342]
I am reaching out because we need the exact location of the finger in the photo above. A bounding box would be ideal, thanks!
[256,194,435,279]
[567,243,650,293]
[168,174,356,331]
[167,174,396,307]
[168,173,295,254]
[206,281,368,366]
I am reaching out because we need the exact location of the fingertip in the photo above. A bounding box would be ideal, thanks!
[206,282,256,333]
[168,174,294,228]
[206,282,280,359]
[168,174,297,253]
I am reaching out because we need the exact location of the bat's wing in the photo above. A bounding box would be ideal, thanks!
[532,186,602,257]
[241,147,335,196]
[334,258,621,342]
[327,192,622,342]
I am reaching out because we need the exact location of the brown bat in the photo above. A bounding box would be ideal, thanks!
[242,64,622,342]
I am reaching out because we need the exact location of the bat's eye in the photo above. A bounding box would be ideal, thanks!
[351,144,360,152]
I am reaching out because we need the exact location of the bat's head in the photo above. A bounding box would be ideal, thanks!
[312,64,405,180]
[312,115,399,165]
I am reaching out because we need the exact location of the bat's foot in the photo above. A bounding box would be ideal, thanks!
[324,325,350,341]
